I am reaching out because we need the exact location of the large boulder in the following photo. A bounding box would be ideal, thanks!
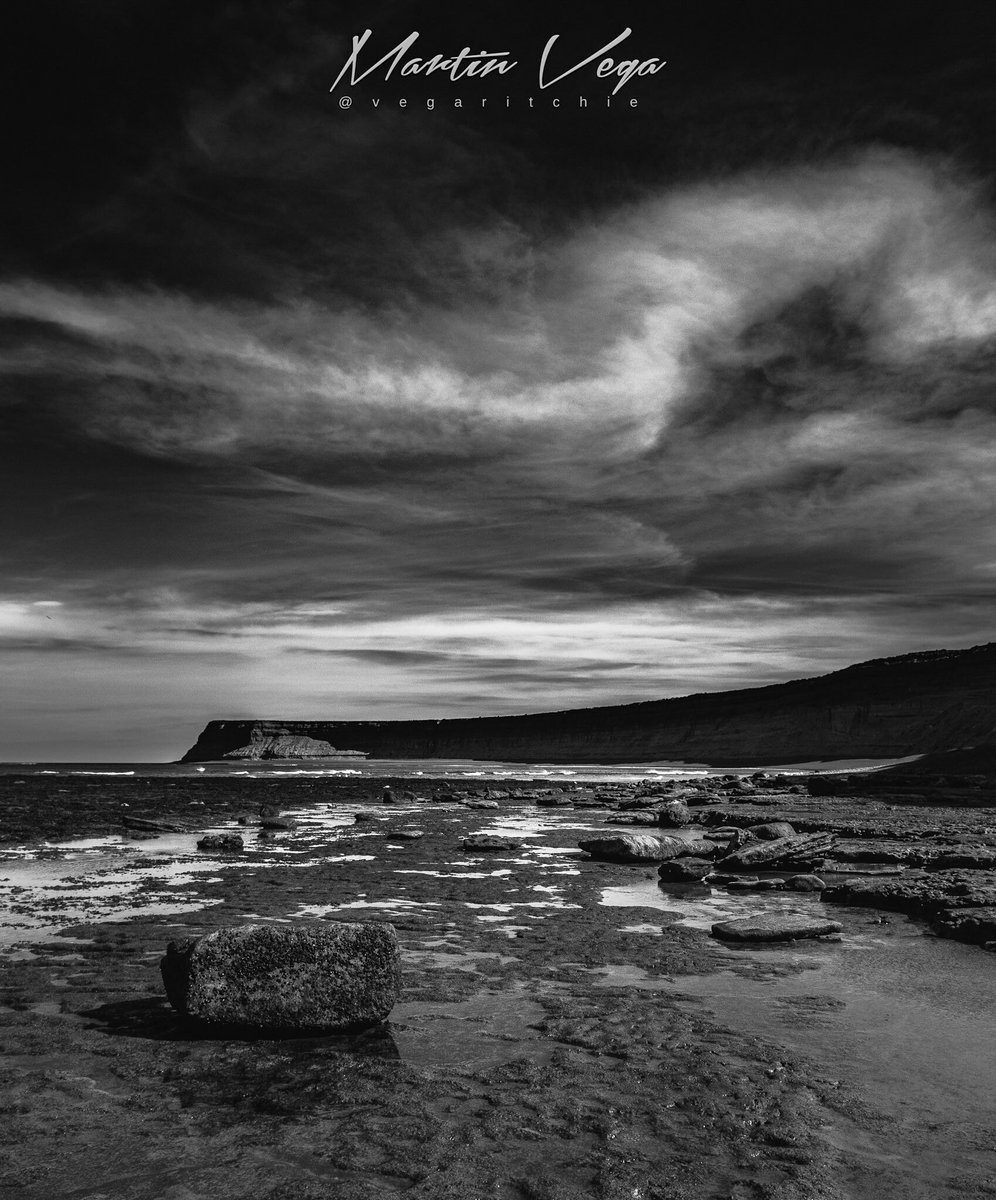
[578,833,687,862]
[750,821,796,840]
[658,857,713,881]
[711,914,843,942]
[656,801,692,828]
[161,923,400,1034]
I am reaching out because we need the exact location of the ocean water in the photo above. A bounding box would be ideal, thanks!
[0,755,919,783]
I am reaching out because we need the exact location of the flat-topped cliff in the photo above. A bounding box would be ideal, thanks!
[181,642,996,765]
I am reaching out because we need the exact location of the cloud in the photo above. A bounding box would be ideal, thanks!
[2,148,995,745]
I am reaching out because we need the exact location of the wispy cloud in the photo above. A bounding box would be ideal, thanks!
[2,148,995,756]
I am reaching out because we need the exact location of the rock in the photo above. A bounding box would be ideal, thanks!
[381,787,395,804]
[723,877,762,889]
[750,821,796,840]
[196,833,244,853]
[656,801,692,828]
[711,914,844,942]
[577,833,687,862]
[122,815,188,833]
[680,838,721,859]
[930,849,996,870]
[536,795,573,807]
[389,829,424,841]
[605,812,660,825]
[823,870,996,947]
[462,834,522,853]
[464,800,499,810]
[161,922,400,1033]
[931,907,996,945]
[260,816,297,831]
[658,857,713,881]
[719,832,834,871]
[353,811,378,821]
[786,874,826,891]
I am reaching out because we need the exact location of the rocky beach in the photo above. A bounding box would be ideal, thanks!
[1,766,994,1199]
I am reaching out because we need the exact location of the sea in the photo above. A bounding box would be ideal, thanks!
[0,756,920,782]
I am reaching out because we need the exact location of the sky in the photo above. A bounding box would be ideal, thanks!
[1,1,995,760]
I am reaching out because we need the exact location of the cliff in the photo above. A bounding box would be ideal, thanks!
[181,642,996,766]
[221,733,367,760]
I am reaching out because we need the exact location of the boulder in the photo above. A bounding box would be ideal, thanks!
[658,857,713,882]
[786,874,826,892]
[578,833,687,862]
[750,821,796,840]
[260,816,297,831]
[711,914,843,942]
[196,833,244,853]
[464,800,499,810]
[656,801,692,828]
[536,795,573,807]
[680,838,721,859]
[462,833,522,853]
[389,828,424,841]
[160,923,401,1033]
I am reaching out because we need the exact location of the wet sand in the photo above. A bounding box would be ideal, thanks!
[1,776,994,1199]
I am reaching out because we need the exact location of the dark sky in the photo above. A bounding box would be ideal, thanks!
[1,1,995,759]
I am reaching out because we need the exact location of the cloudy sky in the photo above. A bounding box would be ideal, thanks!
[1,2,995,759]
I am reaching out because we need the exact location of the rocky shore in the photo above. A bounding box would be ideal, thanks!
[1,769,994,1198]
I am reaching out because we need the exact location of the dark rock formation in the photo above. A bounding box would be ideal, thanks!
[160,923,401,1033]
[823,871,996,946]
[181,642,996,766]
[196,833,244,853]
[711,914,843,941]
[658,857,714,881]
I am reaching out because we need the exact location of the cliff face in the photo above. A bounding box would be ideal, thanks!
[222,733,367,760]
[181,642,996,766]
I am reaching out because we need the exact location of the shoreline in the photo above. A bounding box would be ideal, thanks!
[1,774,994,1197]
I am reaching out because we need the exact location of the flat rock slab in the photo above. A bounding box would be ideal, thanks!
[161,922,401,1034]
[462,834,522,852]
[711,914,843,942]
[720,832,833,871]
[578,833,687,862]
